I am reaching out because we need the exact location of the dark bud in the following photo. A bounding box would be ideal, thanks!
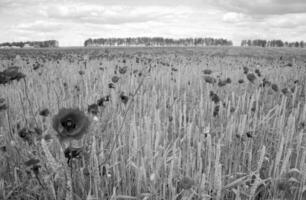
[39,108,50,117]
[246,131,253,138]
[108,83,115,89]
[271,84,278,92]
[218,80,227,87]
[171,67,178,72]
[0,98,8,112]
[243,67,249,74]
[0,145,6,152]
[255,69,261,77]
[120,93,129,105]
[213,105,220,117]
[31,165,41,175]
[209,91,220,104]
[238,79,244,84]
[281,88,289,95]
[97,95,111,107]
[203,69,212,75]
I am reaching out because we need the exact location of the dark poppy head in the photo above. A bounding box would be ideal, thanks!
[203,76,217,84]
[0,98,8,112]
[108,83,115,89]
[238,79,244,84]
[243,67,249,74]
[255,69,261,77]
[271,84,279,92]
[52,108,90,141]
[39,108,50,117]
[203,69,212,75]
[120,93,129,105]
[119,66,128,74]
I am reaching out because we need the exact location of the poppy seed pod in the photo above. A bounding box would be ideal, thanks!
[52,108,90,141]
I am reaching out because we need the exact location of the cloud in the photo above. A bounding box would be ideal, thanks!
[14,20,63,32]
[222,12,250,23]
[0,0,306,46]
[41,4,192,25]
[211,0,306,15]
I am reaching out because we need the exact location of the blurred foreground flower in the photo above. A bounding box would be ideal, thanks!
[52,108,90,141]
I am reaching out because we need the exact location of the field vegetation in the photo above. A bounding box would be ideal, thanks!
[0,46,306,200]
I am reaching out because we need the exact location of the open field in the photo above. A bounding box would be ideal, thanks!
[0,47,306,200]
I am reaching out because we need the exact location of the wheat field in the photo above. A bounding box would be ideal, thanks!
[0,47,306,200]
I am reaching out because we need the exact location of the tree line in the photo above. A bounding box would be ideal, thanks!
[84,37,233,47]
[0,40,59,48]
[241,39,305,48]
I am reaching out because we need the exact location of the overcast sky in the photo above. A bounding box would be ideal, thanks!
[0,0,305,46]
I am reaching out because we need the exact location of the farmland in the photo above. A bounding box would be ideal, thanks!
[0,46,306,200]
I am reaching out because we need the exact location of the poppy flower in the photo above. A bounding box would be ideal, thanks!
[0,67,26,85]
[209,91,220,104]
[119,66,128,74]
[271,84,279,92]
[226,78,231,84]
[246,73,256,83]
[111,76,119,83]
[52,108,90,141]
[243,67,249,74]
[204,76,217,84]
[255,69,261,77]
[203,69,212,75]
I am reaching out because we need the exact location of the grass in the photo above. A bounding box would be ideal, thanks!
[0,46,306,200]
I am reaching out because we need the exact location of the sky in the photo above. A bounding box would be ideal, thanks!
[0,0,305,46]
